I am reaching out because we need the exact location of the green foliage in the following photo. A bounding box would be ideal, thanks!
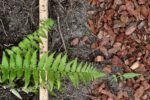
[0,18,105,93]
[122,73,141,79]
[112,72,141,82]
[0,50,105,92]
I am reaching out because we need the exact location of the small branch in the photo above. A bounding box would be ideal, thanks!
[0,19,7,36]
[57,16,68,53]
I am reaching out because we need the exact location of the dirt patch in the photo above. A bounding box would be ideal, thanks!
[48,0,98,99]
[0,0,39,99]
[0,0,39,59]
[48,0,97,60]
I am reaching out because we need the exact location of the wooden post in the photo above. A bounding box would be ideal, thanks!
[39,0,48,100]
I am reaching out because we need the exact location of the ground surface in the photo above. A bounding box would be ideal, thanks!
[87,0,150,100]
[0,0,39,99]
[0,0,150,100]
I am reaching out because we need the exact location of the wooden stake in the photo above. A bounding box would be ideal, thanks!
[39,0,48,100]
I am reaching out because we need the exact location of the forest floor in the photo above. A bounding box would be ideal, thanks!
[0,0,150,100]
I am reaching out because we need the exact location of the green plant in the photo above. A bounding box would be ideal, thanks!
[0,18,105,94]
[112,72,141,82]
[0,18,141,99]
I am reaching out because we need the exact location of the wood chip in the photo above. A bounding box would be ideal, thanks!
[130,61,140,70]
[125,24,137,35]
[95,55,105,62]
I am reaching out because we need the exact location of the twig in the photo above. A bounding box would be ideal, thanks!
[57,16,68,53]
[0,19,7,36]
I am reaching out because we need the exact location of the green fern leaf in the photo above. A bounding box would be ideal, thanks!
[6,49,14,55]
[51,53,61,71]
[48,71,54,92]
[65,60,74,72]
[1,52,9,82]
[55,72,61,90]
[45,52,55,70]
[33,69,39,89]
[82,62,88,72]
[41,70,46,86]
[38,52,48,69]
[19,41,26,50]
[16,52,23,79]
[22,38,31,49]
[38,28,47,38]
[69,73,79,87]
[71,58,77,72]
[58,54,67,72]
[30,51,37,68]
[24,51,31,88]
[11,47,21,54]
[9,55,16,84]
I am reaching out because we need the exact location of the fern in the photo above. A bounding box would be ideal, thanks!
[0,18,105,93]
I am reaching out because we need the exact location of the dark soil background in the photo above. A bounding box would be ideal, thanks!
[0,0,39,60]
[0,0,39,99]
[48,0,97,99]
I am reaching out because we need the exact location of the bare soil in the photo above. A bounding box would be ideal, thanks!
[0,0,39,99]
[0,0,39,60]
[0,0,98,100]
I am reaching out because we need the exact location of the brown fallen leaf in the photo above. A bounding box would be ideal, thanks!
[134,86,145,100]
[125,23,137,35]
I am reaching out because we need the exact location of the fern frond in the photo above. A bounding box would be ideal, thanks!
[6,18,54,55]
[0,51,105,92]
[0,18,105,93]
